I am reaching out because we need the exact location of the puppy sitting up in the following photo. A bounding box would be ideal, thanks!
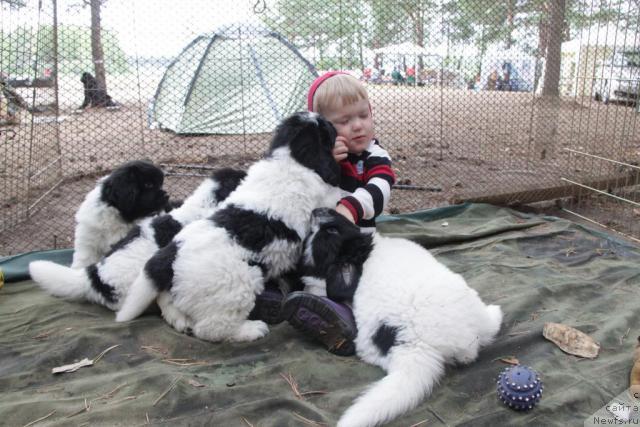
[71,160,169,268]
[288,208,503,427]
[79,72,117,109]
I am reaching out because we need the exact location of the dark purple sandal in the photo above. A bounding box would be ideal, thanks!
[282,292,357,356]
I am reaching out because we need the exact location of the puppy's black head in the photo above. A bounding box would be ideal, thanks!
[302,208,374,300]
[81,72,94,84]
[268,112,340,186]
[101,160,169,222]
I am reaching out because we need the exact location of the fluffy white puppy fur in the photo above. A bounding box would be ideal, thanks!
[299,208,503,427]
[115,112,342,343]
[29,168,246,311]
[71,160,170,268]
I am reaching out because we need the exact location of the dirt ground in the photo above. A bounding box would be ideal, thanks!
[2,85,640,255]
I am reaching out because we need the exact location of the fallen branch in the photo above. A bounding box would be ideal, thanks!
[92,383,127,403]
[22,410,56,427]
[292,412,327,427]
[93,344,120,363]
[32,329,57,340]
[52,358,93,374]
[280,372,302,399]
[621,328,631,346]
[66,399,91,418]
[162,358,208,366]
[111,394,143,405]
[280,372,326,401]
[141,345,168,355]
[153,377,180,406]
[187,378,206,388]
[35,386,63,394]
[506,330,531,337]
[426,408,447,425]
[52,344,121,374]
[299,390,328,397]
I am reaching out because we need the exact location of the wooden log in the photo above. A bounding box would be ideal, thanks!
[450,171,640,206]
[7,77,55,89]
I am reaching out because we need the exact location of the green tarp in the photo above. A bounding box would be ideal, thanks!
[1,203,639,426]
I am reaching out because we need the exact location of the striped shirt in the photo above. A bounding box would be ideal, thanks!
[338,139,396,230]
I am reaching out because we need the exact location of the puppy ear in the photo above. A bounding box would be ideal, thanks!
[324,229,374,301]
[288,120,341,186]
[326,262,359,300]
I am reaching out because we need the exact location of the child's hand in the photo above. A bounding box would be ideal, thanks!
[336,203,355,223]
[333,137,349,162]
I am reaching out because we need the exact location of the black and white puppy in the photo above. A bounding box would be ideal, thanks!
[30,168,246,311]
[300,208,503,427]
[115,112,342,343]
[70,160,169,268]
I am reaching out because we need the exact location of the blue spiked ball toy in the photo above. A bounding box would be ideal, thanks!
[497,365,543,410]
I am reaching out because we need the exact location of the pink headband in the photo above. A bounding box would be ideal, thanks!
[307,71,350,112]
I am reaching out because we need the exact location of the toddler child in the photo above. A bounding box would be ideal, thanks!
[281,71,396,355]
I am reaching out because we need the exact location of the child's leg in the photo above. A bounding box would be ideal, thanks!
[281,292,357,356]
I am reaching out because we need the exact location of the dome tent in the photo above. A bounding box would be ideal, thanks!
[150,23,317,135]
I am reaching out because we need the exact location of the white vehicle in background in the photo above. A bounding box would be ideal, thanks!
[593,50,640,105]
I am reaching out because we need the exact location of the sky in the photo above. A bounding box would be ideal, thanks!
[99,0,264,57]
[5,0,265,57]
[6,0,637,60]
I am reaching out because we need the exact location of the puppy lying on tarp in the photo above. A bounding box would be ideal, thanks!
[115,112,342,343]
[29,168,246,311]
[294,208,503,427]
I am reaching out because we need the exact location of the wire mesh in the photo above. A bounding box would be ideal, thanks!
[1,0,639,255]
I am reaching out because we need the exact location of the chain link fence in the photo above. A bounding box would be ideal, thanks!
[1,0,639,255]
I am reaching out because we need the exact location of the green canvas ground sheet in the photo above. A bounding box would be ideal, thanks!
[1,203,639,426]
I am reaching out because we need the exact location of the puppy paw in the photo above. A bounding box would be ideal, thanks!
[454,347,479,365]
[231,320,269,342]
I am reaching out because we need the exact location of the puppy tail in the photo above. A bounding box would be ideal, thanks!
[115,271,158,322]
[337,346,444,427]
[479,304,503,347]
[29,261,91,300]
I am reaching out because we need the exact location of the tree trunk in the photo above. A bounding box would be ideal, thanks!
[506,0,515,48]
[541,0,565,97]
[537,4,550,58]
[533,0,565,160]
[90,0,107,92]
[412,11,424,82]
[534,6,550,92]
[357,27,364,70]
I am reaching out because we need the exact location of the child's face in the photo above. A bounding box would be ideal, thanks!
[324,98,374,155]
